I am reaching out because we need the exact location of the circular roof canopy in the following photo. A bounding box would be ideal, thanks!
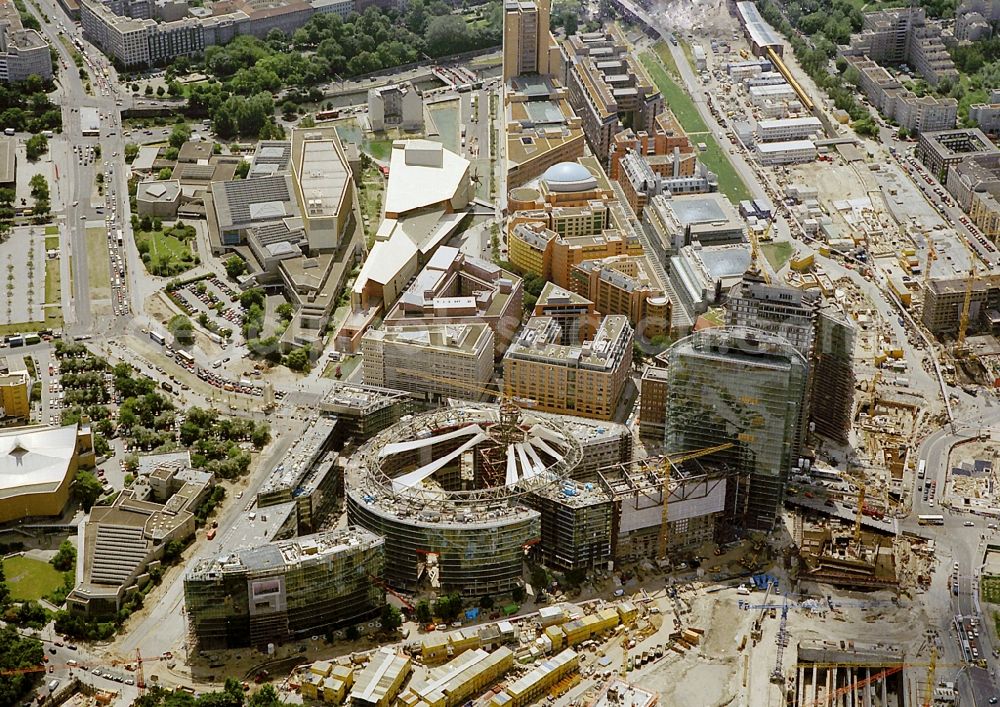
[542,162,597,193]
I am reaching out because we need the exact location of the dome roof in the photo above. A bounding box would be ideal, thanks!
[541,162,598,193]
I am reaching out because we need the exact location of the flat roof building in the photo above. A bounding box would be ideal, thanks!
[504,313,633,420]
[362,324,494,403]
[736,1,783,56]
[382,246,523,358]
[0,370,29,423]
[756,116,823,142]
[290,126,354,252]
[351,649,412,707]
[0,21,52,82]
[185,527,384,650]
[502,0,556,82]
[643,192,746,263]
[505,76,585,187]
[917,127,1000,180]
[755,139,817,165]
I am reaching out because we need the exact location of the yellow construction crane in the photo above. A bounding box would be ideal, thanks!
[748,219,774,285]
[956,266,977,356]
[923,240,936,283]
[922,648,936,707]
[657,442,735,561]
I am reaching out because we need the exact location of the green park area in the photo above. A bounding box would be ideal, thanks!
[2,555,63,602]
[86,227,110,292]
[639,43,751,204]
[982,575,1000,604]
[762,242,794,271]
[135,222,197,277]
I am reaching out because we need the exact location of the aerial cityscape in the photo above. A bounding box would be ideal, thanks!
[3,0,1000,705]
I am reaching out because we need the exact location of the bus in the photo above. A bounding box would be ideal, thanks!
[116,229,124,247]
[918,515,945,526]
[917,459,926,480]
[150,330,166,345]
[176,349,195,365]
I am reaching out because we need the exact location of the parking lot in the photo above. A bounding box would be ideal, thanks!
[167,276,244,342]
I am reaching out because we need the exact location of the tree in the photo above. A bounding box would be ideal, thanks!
[239,287,265,310]
[158,167,173,180]
[50,539,76,571]
[511,586,525,603]
[433,592,463,622]
[25,133,47,161]
[425,15,471,56]
[479,594,495,610]
[169,123,192,149]
[0,625,45,706]
[0,562,9,609]
[145,84,153,95]
[283,346,311,372]
[380,603,403,632]
[236,159,251,179]
[169,314,195,345]
[414,600,432,624]
[345,624,360,641]
[225,255,248,279]
[29,173,48,201]
[156,85,165,96]
[72,470,103,511]
[276,302,293,321]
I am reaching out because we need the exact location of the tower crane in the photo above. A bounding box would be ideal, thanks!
[748,219,774,285]
[656,442,735,561]
[924,240,936,283]
[956,266,977,357]
[770,593,790,683]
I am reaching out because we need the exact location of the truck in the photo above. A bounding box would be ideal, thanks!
[48,679,60,692]
[206,529,216,540]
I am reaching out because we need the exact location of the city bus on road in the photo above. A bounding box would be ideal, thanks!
[917,459,926,479]
[918,515,945,526]
[176,349,195,365]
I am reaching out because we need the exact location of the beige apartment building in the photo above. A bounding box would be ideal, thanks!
[502,0,556,81]
[361,324,495,402]
[503,313,633,420]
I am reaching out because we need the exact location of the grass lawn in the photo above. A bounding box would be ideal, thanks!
[45,257,60,305]
[135,225,196,276]
[364,139,393,162]
[44,225,58,236]
[45,235,58,251]
[0,321,46,336]
[322,354,361,380]
[640,50,707,134]
[2,555,63,601]
[697,139,753,204]
[982,575,1000,604]
[762,242,794,271]
[85,227,110,292]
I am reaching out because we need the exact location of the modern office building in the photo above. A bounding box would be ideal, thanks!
[561,27,663,165]
[319,383,414,443]
[184,527,385,650]
[502,0,556,81]
[662,327,808,530]
[668,243,752,321]
[922,273,1000,335]
[524,481,613,571]
[727,275,856,445]
[361,324,495,402]
[570,255,671,339]
[368,82,423,132]
[290,126,355,253]
[503,313,633,421]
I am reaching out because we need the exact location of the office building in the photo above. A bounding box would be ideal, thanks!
[727,275,856,445]
[668,243,751,320]
[662,327,808,530]
[969,89,1000,133]
[525,482,613,571]
[0,369,29,423]
[638,364,669,442]
[946,153,1000,238]
[184,527,385,650]
[361,324,495,402]
[368,82,423,132]
[319,383,414,442]
[916,128,1000,180]
[381,246,524,358]
[505,77,585,186]
[0,21,52,82]
[502,0,556,81]
[643,192,746,264]
[570,255,671,339]
[562,27,663,165]
[922,274,1000,334]
[136,180,181,218]
[504,313,632,420]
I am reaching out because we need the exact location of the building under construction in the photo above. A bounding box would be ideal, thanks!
[319,382,415,444]
[598,456,746,562]
[796,525,898,589]
[791,641,913,707]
